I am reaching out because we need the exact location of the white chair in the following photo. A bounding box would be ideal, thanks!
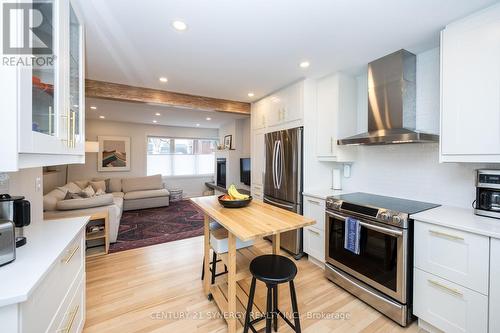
[201,221,254,284]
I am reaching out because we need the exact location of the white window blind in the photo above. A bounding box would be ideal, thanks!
[147,137,217,176]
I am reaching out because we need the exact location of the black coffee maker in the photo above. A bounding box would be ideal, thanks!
[0,194,31,247]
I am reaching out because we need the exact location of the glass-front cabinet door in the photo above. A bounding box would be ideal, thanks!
[18,0,85,155]
[69,0,84,152]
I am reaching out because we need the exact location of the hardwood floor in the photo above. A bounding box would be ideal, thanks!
[85,237,420,333]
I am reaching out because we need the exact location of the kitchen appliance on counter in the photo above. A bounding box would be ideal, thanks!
[325,192,440,326]
[264,127,303,259]
[0,194,31,246]
[475,169,500,219]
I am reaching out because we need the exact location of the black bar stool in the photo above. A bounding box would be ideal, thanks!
[201,250,228,284]
[243,254,301,333]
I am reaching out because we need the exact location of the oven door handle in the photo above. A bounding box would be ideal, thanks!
[326,211,403,237]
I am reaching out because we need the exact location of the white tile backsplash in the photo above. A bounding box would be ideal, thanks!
[339,144,498,208]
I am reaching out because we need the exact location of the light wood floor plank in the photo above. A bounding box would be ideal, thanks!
[84,236,418,333]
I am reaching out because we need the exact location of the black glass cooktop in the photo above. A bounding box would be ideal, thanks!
[332,192,440,215]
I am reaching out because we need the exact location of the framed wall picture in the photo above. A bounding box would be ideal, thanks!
[97,136,131,172]
[224,135,233,149]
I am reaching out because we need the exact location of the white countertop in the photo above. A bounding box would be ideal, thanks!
[0,216,88,307]
[412,206,500,239]
[303,188,346,200]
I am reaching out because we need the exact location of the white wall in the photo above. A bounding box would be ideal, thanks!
[216,118,251,190]
[310,47,500,208]
[219,118,251,157]
[0,168,43,224]
[68,119,218,197]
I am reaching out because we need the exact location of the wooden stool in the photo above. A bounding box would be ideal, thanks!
[244,255,301,333]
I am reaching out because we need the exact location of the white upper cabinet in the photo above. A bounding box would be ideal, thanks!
[316,73,357,161]
[440,3,500,163]
[0,0,85,171]
[251,80,309,132]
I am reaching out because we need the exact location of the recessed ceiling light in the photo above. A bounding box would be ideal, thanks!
[90,106,97,110]
[196,123,200,127]
[99,115,105,119]
[153,120,157,123]
[155,112,161,116]
[247,92,255,97]
[172,20,187,31]
[206,117,212,121]
[299,61,310,68]
[159,77,168,83]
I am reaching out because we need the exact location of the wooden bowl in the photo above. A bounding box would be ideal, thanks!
[218,195,253,208]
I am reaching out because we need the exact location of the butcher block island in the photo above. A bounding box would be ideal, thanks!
[190,195,315,333]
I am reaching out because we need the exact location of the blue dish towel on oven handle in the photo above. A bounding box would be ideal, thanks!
[344,217,361,255]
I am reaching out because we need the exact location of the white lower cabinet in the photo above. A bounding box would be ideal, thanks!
[413,220,492,333]
[0,230,85,333]
[490,239,500,333]
[414,222,489,294]
[303,226,324,263]
[303,195,326,262]
[414,268,488,333]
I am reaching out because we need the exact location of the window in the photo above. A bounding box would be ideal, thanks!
[147,137,218,176]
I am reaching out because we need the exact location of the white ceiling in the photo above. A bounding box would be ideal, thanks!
[85,98,248,128]
[77,0,497,103]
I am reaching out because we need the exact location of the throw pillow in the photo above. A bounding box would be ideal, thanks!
[81,185,95,198]
[89,180,106,193]
[92,178,111,192]
[58,182,81,194]
[95,188,106,196]
[74,180,89,189]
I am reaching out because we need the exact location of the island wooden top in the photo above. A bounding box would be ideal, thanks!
[190,196,316,241]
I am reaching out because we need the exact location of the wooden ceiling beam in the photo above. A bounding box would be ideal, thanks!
[85,79,251,115]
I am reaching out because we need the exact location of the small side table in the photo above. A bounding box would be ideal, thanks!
[85,211,109,258]
[169,188,183,202]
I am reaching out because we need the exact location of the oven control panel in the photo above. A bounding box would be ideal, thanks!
[326,197,409,228]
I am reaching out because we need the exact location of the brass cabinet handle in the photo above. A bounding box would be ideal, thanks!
[48,106,53,135]
[61,244,80,264]
[428,229,464,241]
[428,279,463,297]
[71,110,76,148]
[58,305,80,333]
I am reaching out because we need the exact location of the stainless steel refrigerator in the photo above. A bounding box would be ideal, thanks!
[264,127,303,259]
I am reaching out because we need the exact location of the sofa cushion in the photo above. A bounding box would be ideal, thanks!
[89,180,106,193]
[108,178,122,193]
[121,174,162,193]
[73,180,89,189]
[43,188,68,211]
[56,193,114,211]
[111,192,124,199]
[123,189,169,200]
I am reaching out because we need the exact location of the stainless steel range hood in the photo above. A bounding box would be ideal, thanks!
[338,50,439,145]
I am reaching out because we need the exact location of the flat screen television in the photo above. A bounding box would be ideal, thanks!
[240,158,251,186]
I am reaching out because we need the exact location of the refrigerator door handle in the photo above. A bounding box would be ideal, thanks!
[276,140,282,190]
[279,139,284,189]
[272,140,278,189]
[264,196,296,211]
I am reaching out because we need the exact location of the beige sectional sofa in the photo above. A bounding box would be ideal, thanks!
[43,174,170,243]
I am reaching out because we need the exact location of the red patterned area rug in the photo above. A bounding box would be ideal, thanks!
[109,200,204,253]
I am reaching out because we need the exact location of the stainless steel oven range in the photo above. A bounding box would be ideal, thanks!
[324,193,439,326]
